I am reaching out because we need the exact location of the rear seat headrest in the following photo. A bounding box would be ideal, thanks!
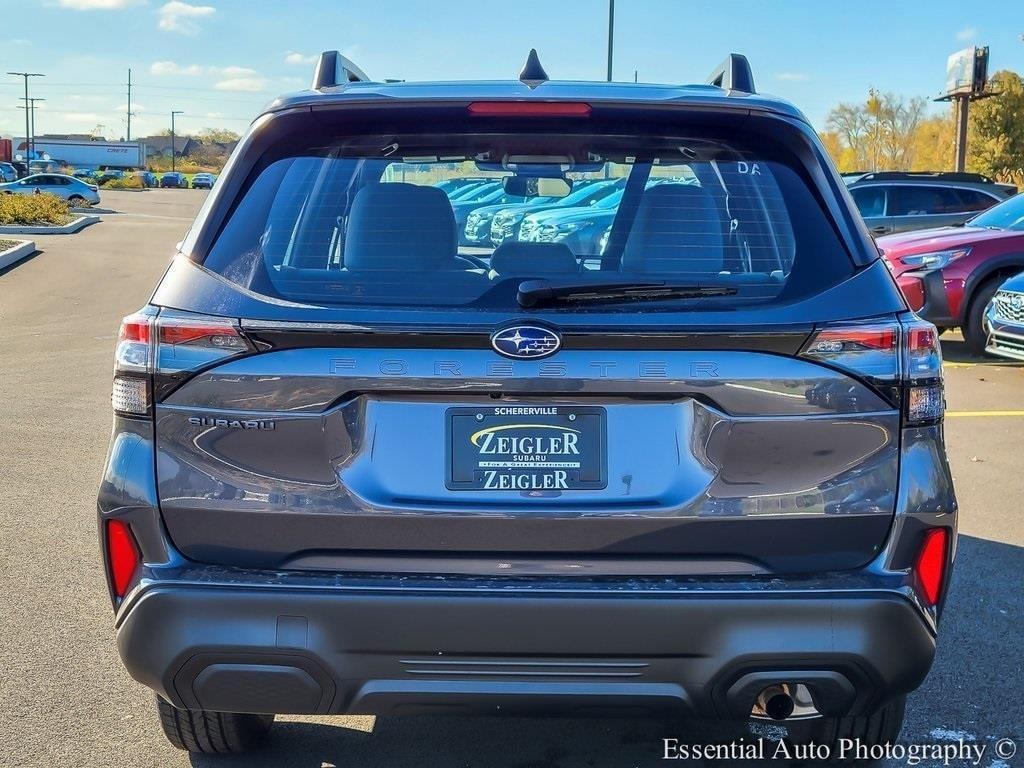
[621,183,724,273]
[490,241,579,276]
[344,182,457,270]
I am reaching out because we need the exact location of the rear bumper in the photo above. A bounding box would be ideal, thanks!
[117,578,935,719]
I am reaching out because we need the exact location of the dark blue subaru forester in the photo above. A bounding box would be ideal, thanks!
[98,51,957,757]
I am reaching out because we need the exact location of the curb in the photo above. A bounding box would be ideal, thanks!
[0,239,37,271]
[0,214,100,235]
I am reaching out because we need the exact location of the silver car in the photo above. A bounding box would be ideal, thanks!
[0,173,101,206]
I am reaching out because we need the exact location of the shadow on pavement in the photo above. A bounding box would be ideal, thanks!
[0,247,41,277]
[187,535,1023,768]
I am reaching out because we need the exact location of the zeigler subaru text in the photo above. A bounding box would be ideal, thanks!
[98,50,957,757]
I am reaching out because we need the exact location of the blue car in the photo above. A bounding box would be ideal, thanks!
[985,271,1024,360]
[98,50,953,758]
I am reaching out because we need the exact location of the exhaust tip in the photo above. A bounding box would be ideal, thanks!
[763,690,795,721]
[752,683,808,721]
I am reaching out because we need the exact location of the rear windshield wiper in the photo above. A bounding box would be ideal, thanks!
[516,278,738,308]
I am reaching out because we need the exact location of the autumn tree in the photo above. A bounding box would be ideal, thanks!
[822,90,928,171]
[967,70,1024,186]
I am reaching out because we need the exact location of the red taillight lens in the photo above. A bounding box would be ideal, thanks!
[801,321,900,379]
[467,101,592,117]
[914,527,949,607]
[106,519,140,599]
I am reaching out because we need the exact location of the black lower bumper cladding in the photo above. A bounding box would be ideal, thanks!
[118,580,934,719]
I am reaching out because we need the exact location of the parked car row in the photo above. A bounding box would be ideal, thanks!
[67,168,217,189]
[441,175,694,253]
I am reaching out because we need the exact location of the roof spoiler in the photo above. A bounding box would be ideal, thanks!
[312,51,370,89]
[705,54,755,94]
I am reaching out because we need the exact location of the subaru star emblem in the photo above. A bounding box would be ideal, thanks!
[490,325,562,359]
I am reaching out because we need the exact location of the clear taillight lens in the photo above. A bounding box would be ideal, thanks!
[112,308,253,416]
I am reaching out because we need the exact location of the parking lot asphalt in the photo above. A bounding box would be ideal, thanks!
[1,190,1021,767]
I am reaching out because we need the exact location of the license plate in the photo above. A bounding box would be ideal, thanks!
[447,406,607,491]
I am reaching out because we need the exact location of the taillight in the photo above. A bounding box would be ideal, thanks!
[901,317,943,425]
[801,321,900,379]
[112,312,154,416]
[112,308,254,416]
[914,527,949,607]
[800,316,943,425]
[106,519,140,599]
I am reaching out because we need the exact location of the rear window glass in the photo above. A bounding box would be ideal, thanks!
[202,130,853,310]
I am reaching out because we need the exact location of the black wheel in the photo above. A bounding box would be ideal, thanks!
[785,695,906,764]
[68,195,87,207]
[155,696,274,754]
[962,278,1003,356]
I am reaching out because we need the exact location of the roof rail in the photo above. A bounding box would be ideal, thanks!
[705,54,755,94]
[312,51,370,90]
[855,171,995,184]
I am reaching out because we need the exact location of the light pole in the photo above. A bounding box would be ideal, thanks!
[18,98,45,166]
[170,110,183,172]
[606,0,615,82]
[7,71,44,172]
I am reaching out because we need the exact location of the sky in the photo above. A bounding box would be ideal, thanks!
[1,0,1023,141]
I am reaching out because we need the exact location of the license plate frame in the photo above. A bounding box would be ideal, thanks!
[446,405,607,491]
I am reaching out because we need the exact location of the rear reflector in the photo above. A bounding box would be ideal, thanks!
[914,527,949,607]
[467,101,592,117]
[106,519,140,599]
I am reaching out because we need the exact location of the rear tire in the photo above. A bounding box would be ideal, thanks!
[784,695,906,764]
[962,278,1002,356]
[68,195,87,207]
[155,696,274,754]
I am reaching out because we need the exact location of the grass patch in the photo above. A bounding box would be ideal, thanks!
[0,239,20,250]
[0,193,75,226]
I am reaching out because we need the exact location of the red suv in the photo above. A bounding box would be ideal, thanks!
[878,192,1024,353]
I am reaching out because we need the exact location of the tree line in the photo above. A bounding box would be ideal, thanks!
[819,70,1024,185]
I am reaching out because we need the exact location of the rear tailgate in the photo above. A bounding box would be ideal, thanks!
[154,331,899,575]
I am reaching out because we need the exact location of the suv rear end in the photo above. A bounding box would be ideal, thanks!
[98,52,957,757]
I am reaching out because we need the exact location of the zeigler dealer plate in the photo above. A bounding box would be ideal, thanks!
[446,406,607,491]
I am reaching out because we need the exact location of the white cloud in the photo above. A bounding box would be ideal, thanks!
[116,102,146,112]
[149,60,203,76]
[5,38,32,45]
[59,0,141,8]
[204,111,225,119]
[956,27,977,41]
[213,77,266,92]
[158,1,215,34]
[284,51,317,65]
[212,65,257,77]
[59,112,102,123]
[775,72,810,82]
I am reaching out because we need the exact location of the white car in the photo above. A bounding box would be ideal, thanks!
[0,173,101,206]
